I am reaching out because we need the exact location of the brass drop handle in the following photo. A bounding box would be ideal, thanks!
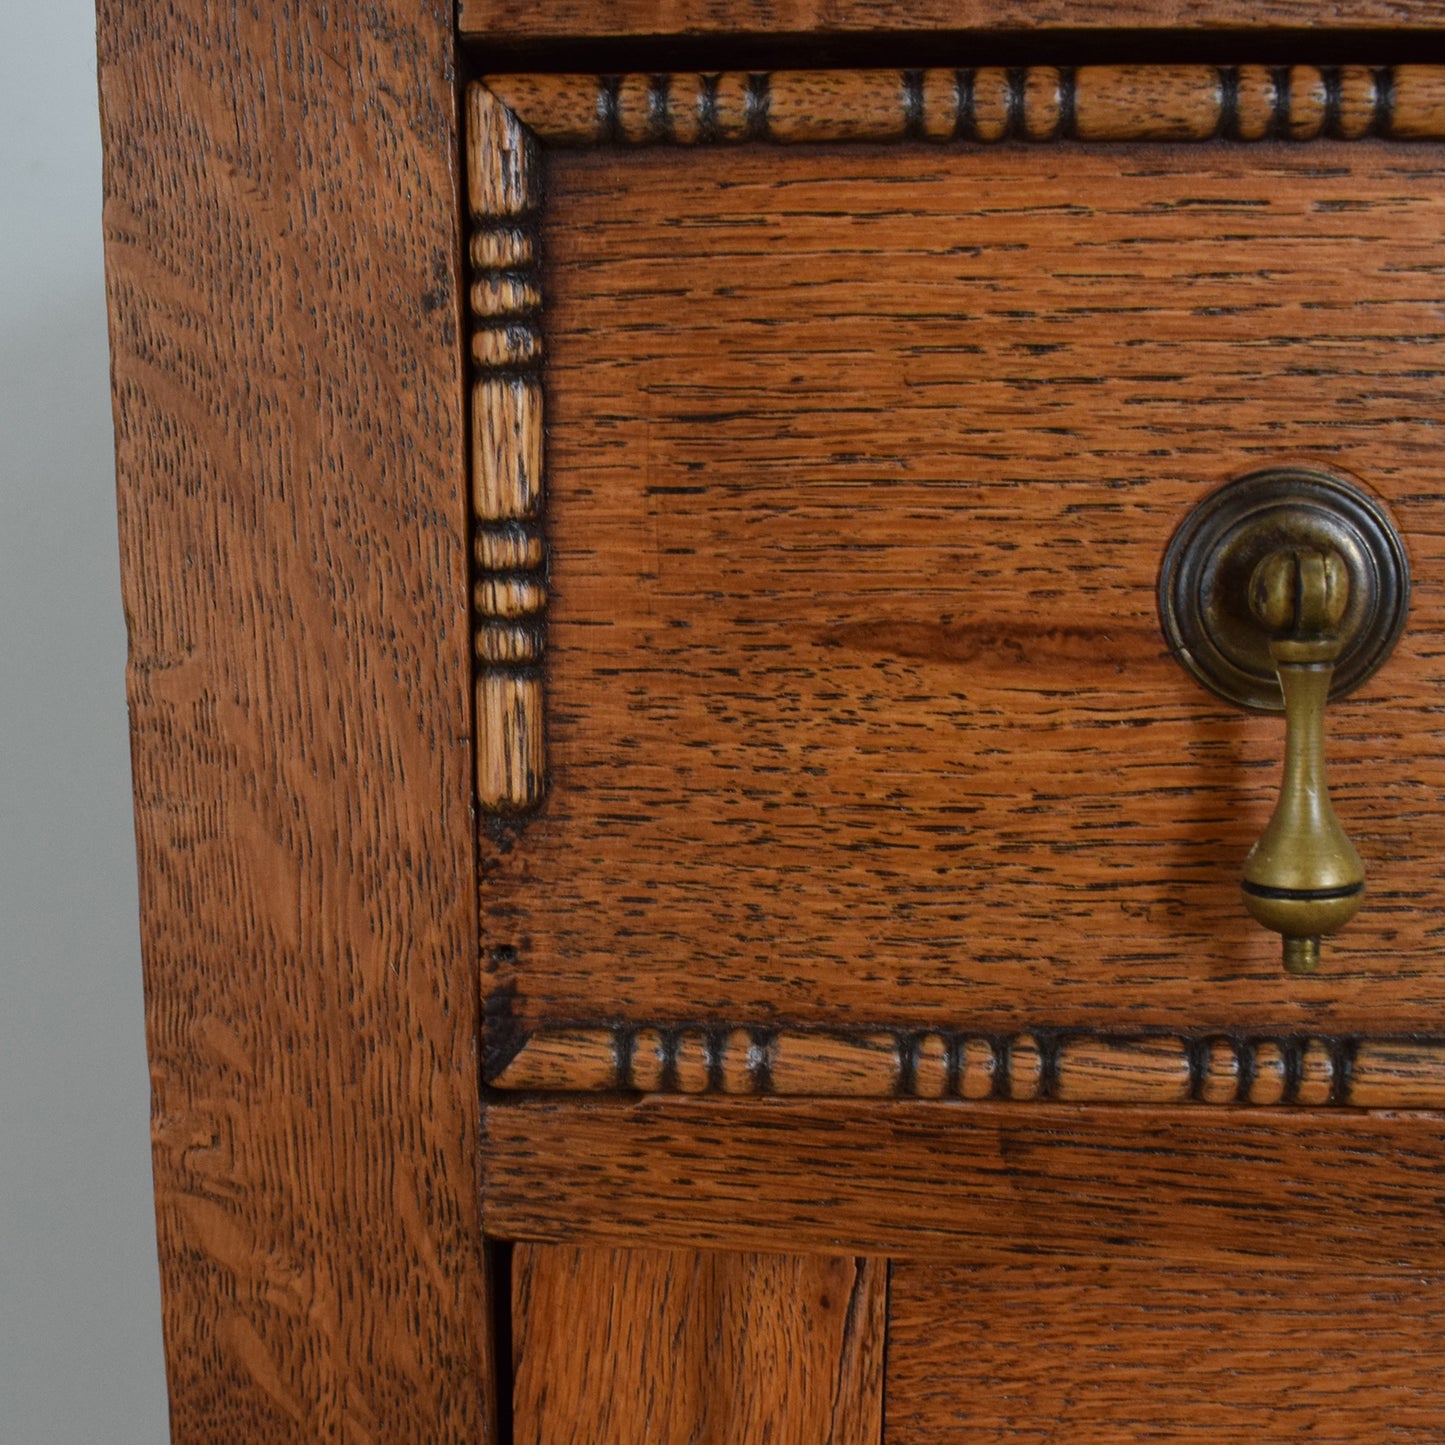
[1240,548,1363,975]
[1158,466,1410,975]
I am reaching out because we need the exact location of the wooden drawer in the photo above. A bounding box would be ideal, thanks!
[471,66,1445,1107]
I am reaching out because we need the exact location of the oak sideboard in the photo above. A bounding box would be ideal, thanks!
[99,2,1445,1438]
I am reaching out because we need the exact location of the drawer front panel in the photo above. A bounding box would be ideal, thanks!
[474,75,1445,1053]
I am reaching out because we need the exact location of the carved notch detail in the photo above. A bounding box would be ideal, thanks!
[469,84,547,815]
[488,1022,1445,1110]
[482,65,1445,147]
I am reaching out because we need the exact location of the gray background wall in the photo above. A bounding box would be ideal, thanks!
[1,3,171,1439]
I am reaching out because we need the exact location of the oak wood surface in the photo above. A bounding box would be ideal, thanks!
[483,1097,1445,1266]
[512,1246,885,1444]
[98,2,493,1438]
[887,1257,1445,1441]
[485,65,1445,145]
[489,1023,1445,1107]
[481,136,1445,1037]
[469,84,549,814]
[460,0,1445,41]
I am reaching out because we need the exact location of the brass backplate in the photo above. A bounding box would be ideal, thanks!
[1158,467,1410,713]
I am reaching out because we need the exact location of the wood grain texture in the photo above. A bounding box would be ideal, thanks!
[99,2,493,1438]
[460,0,1445,40]
[483,1097,1445,1267]
[887,1257,1445,1441]
[479,134,1445,1037]
[489,1024,1445,1107]
[512,1246,885,1444]
[470,84,548,814]
[484,66,1445,145]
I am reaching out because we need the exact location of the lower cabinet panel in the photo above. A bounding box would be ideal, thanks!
[887,1257,1445,1442]
[511,1242,1444,1440]
[511,1245,885,1445]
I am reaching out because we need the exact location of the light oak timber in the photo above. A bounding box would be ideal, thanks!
[887,1257,1445,1441]
[482,1098,1445,1267]
[481,66,1445,145]
[488,1024,1445,1107]
[469,83,548,815]
[100,0,494,1439]
[474,96,1445,1036]
[512,1246,885,1445]
[461,1,1445,40]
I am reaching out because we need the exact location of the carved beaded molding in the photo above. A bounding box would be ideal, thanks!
[468,66,1445,1106]
[487,1024,1445,1108]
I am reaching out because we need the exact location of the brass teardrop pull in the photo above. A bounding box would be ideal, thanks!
[1239,547,1362,974]
[1158,466,1410,975]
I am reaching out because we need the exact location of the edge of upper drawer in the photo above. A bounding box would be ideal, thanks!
[460,1,1445,42]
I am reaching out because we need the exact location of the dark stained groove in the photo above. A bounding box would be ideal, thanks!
[699,71,721,142]
[1374,61,1397,136]
[1270,62,1291,140]
[1038,1028,1064,1101]
[1323,62,1344,139]
[1005,64,1027,140]
[465,28,1445,75]
[1333,1034,1360,1108]
[488,1241,515,1444]
[648,72,670,142]
[746,69,771,141]
[482,980,528,1084]
[878,1259,892,1445]
[902,68,925,140]
[957,65,977,140]
[1059,63,1079,139]
[599,72,621,141]
[896,1030,918,1097]
[1219,63,1241,139]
